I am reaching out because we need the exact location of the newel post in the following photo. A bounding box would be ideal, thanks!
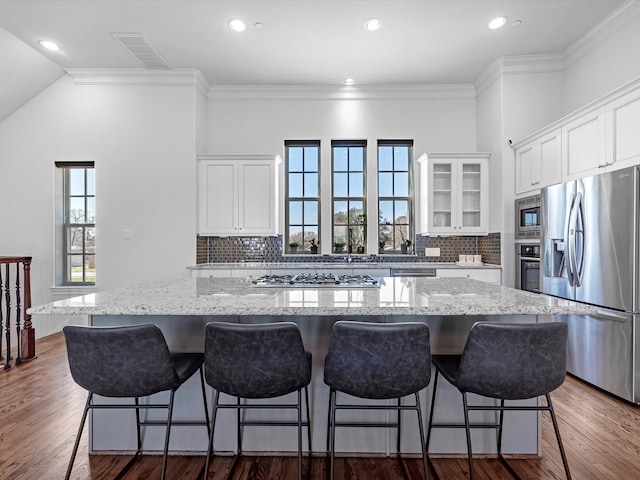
[21,257,35,360]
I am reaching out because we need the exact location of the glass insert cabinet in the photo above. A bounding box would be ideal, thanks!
[418,153,490,235]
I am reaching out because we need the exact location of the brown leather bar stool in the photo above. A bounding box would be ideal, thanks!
[203,321,312,480]
[63,324,209,480]
[426,321,571,480]
[324,321,432,480]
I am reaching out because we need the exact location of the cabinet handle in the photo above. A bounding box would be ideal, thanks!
[598,163,606,168]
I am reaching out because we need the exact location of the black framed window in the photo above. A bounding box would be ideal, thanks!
[56,162,95,284]
[285,141,320,253]
[332,141,366,254]
[378,140,413,253]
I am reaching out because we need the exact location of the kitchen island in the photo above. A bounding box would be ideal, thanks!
[30,276,593,458]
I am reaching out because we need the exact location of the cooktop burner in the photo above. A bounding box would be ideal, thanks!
[253,273,379,288]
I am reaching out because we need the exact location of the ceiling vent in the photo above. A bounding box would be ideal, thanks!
[112,33,170,69]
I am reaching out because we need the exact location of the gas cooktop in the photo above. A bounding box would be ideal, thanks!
[253,273,380,288]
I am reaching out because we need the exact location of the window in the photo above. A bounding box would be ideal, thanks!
[56,162,95,285]
[378,141,413,253]
[285,141,320,253]
[332,141,366,253]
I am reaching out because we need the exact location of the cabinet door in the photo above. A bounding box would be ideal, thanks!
[538,129,562,188]
[515,144,536,195]
[458,159,487,233]
[428,160,455,234]
[609,89,640,171]
[436,268,501,284]
[238,160,276,234]
[562,108,607,180]
[199,160,238,234]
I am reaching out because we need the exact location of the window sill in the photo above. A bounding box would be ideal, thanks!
[50,285,97,297]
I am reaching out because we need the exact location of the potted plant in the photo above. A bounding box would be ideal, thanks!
[401,239,412,254]
[289,241,300,253]
[333,240,346,253]
[309,238,319,254]
[378,239,386,254]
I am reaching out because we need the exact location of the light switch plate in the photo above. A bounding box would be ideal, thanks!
[425,247,440,256]
[122,229,133,240]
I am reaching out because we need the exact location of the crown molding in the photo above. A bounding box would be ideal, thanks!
[474,54,564,97]
[563,0,640,68]
[65,68,209,93]
[208,84,476,101]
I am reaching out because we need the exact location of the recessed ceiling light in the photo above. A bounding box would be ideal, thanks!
[228,19,247,32]
[344,78,356,85]
[488,16,508,30]
[364,18,382,31]
[39,40,61,51]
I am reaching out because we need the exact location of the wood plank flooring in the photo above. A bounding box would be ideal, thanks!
[1,332,640,479]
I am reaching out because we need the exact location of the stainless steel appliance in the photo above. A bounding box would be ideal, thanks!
[515,244,540,293]
[541,166,640,403]
[515,194,541,240]
[253,273,380,287]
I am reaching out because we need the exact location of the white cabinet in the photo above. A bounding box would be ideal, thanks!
[198,155,279,235]
[608,88,640,171]
[561,108,608,180]
[419,154,490,235]
[436,268,501,285]
[515,129,561,194]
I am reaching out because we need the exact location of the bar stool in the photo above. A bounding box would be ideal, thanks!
[203,321,312,480]
[426,321,571,480]
[324,321,432,480]
[63,324,209,480]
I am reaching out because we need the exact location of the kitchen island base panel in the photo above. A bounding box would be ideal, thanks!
[90,314,540,456]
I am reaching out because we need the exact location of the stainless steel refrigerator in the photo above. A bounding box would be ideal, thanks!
[541,165,640,403]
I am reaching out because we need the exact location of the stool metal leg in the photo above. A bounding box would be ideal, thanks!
[462,393,474,480]
[204,390,221,479]
[305,385,312,470]
[160,390,176,480]
[65,392,92,480]
[414,392,429,480]
[426,370,440,451]
[547,394,572,480]
[297,389,303,480]
[397,397,402,454]
[329,389,337,480]
[199,367,211,438]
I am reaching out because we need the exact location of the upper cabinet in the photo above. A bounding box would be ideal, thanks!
[198,155,280,236]
[418,153,490,235]
[561,107,608,180]
[609,88,640,171]
[515,128,561,195]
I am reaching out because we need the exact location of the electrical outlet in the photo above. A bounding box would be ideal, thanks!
[122,229,133,240]
[425,247,440,257]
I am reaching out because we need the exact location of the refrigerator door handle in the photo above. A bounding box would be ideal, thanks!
[574,191,585,287]
[591,309,631,323]
[565,192,577,286]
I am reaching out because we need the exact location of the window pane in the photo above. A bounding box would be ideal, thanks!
[395,200,409,222]
[349,147,363,171]
[379,201,394,224]
[289,173,303,197]
[86,168,95,195]
[304,226,318,248]
[333,173,348,197]
[86,197,96,223]
[69,255,84,283]
[334,201,348,225]
[379,146,393,171]
[85,228,96,253]
[289,148,303,171]
[303,201,318,225]
[69,169,85,195]
[304,147,318,171]
[85,255,96,282]
[348,201,364,224]
[334,226,347,246]
[351,225,365,248]
[304,173,318,197]
[69,197,85,223]
[289,201,303,224]
[394,147,409,170]
[379,172,393,196]
[67,227,84,253]
[334,147,348,171]
[289,226,303,244]
[349,173,364,197]
[394,172,409,196]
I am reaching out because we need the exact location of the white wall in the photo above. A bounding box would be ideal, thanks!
[0,74,198,336]
[562,4,640,114]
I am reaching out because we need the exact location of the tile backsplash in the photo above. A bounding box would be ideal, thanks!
[197,233,501,265]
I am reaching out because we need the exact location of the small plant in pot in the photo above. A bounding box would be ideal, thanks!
[289,242,300,253]
[379,239,386,254]
[333,240,346,253]
[309,238,319,254]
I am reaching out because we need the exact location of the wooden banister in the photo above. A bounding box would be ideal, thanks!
[0,257,34,368]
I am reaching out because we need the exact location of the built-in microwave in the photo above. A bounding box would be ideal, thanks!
[515,194,541,240]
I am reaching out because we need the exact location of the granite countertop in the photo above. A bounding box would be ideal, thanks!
[187,262,501,270]
[29,276,592,317]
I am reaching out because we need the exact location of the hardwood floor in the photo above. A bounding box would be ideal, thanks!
[1,332,640,479]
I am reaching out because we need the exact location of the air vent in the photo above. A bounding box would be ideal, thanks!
[112,33,170,69]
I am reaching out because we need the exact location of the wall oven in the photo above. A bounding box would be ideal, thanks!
[515,244,540,293]
[515,194,541,240]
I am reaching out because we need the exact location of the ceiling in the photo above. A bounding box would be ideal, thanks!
[0,0,627,88]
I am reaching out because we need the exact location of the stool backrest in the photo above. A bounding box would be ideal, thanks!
[324,321,431,399]
[456,322,568,400]
[63,324,180,398]
[204,322,311,399]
